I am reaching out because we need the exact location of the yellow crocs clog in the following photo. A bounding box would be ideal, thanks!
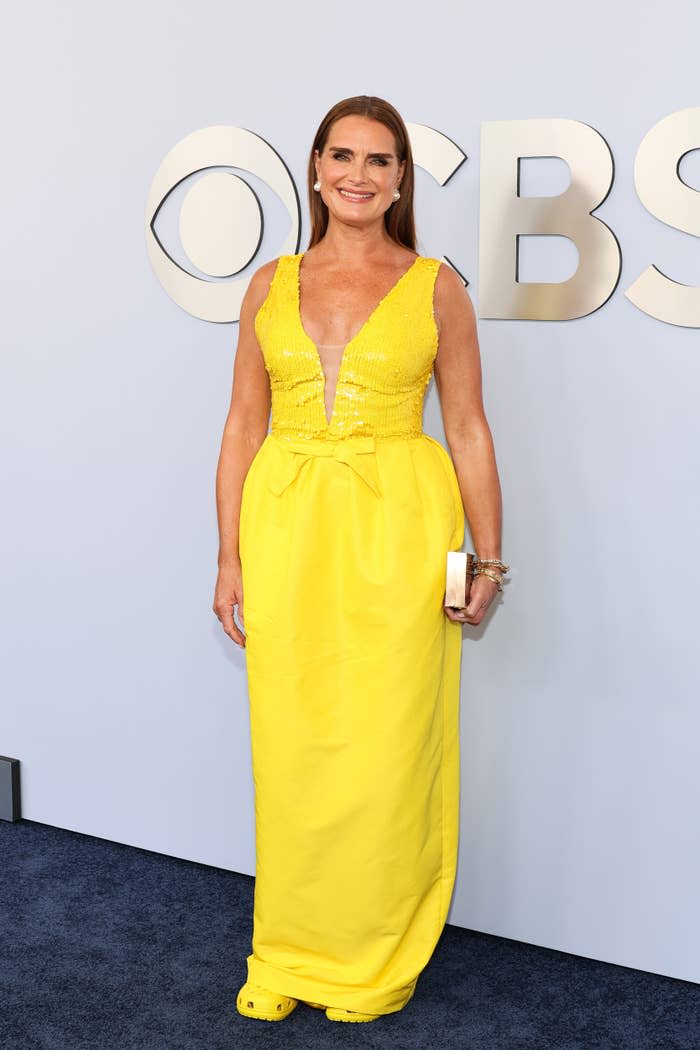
[236,980,298,1021]
[301,999,327,1010]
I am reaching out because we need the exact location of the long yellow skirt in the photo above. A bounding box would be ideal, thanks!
[238,430,465,1016]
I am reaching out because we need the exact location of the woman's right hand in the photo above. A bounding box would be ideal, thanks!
[213,560,246,648]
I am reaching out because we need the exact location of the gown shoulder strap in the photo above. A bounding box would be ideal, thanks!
[417,256,444,310]
[418,255,442,279]
[254,255,297,341]
[268,254,297,297]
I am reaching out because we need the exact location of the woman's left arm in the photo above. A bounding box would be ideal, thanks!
[433,263,504,626]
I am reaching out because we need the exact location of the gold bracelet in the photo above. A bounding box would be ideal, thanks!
[476,558,510,574]
[474,567,504,590]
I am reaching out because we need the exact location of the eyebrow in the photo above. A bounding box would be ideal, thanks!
[327,145,395,159]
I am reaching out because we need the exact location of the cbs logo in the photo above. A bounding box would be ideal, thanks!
[146,108,700,328]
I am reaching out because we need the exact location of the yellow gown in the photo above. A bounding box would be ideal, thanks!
[238,251,465,1016]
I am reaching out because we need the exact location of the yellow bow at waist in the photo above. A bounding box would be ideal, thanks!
[267,434,383,499]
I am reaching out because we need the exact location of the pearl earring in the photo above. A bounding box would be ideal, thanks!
[393,188,401,200]
[313,180,321,191]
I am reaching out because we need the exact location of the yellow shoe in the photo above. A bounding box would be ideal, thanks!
[325,1005,381,1022]
[236,980,298,1021]
[301,999,327,1010]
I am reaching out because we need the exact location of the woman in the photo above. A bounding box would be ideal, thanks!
[213,95,506,1023]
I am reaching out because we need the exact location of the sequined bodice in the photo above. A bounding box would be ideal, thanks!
[253,253,441,440]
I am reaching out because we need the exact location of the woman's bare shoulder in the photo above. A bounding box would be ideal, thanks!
[434,261,474,306]
[246,255,284,301]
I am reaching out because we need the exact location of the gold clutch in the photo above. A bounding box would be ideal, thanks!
[444,551,477,609]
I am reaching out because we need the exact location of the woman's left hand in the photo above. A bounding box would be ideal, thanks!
[444,574,499,627]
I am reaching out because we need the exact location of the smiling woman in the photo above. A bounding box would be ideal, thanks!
[213,94,505,1026]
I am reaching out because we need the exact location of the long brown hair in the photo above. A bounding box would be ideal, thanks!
[306,96,416,251]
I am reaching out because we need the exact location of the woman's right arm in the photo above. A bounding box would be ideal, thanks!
[212,259,277,648]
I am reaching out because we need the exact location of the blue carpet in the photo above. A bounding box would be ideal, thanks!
[1,820,698,1049]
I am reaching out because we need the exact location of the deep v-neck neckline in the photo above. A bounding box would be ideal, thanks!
[294,252,421,429]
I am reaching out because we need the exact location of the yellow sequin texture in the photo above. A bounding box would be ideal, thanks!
[238,253,466,1017]
[254,252,439,439]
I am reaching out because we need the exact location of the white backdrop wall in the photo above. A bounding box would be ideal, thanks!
[3,0,699,984]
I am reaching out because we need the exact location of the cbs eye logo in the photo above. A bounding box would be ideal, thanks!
[145,126,301,323]
[145,123,466,323]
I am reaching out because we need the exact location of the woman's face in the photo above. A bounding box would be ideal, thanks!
[314,115,405,226]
